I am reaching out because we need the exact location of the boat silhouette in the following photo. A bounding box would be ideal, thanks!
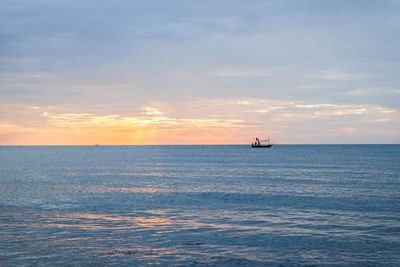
[251,137,273,148]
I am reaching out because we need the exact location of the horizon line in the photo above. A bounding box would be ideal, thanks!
[1,143,399,146]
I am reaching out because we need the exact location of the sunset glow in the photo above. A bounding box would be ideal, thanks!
[1,99,398,145]
[1,1,399,144]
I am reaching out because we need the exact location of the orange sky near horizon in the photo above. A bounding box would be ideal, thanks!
[0,125,246,145]
[1,99,398,145]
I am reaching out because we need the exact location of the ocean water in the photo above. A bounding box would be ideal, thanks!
[0,145,399,266]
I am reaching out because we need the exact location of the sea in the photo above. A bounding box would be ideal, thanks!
[0,145,399,266]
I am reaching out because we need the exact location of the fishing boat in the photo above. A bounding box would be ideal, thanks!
[251,137,273,148]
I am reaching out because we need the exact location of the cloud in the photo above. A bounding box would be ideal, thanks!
[294,104,337,109]
[235,100,251,105]
[343,87,400,96]
[1,98,399,144]
[141,107,165,116]
[373,118,391,122]
[213,68,273,77]
[248,100,396,118]
[255,106,287,113]
[315,70,373,81]
[45,112,243,129]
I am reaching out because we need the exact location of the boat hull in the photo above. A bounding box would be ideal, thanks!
[251,144,273,148]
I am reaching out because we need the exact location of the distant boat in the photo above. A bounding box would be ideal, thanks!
[251,137,273,148]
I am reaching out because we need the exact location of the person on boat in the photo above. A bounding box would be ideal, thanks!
[256,138,260,146]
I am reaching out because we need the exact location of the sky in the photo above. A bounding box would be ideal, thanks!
[0,0,399,144]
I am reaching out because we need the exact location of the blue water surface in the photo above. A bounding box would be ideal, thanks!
[0,145,399,266]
